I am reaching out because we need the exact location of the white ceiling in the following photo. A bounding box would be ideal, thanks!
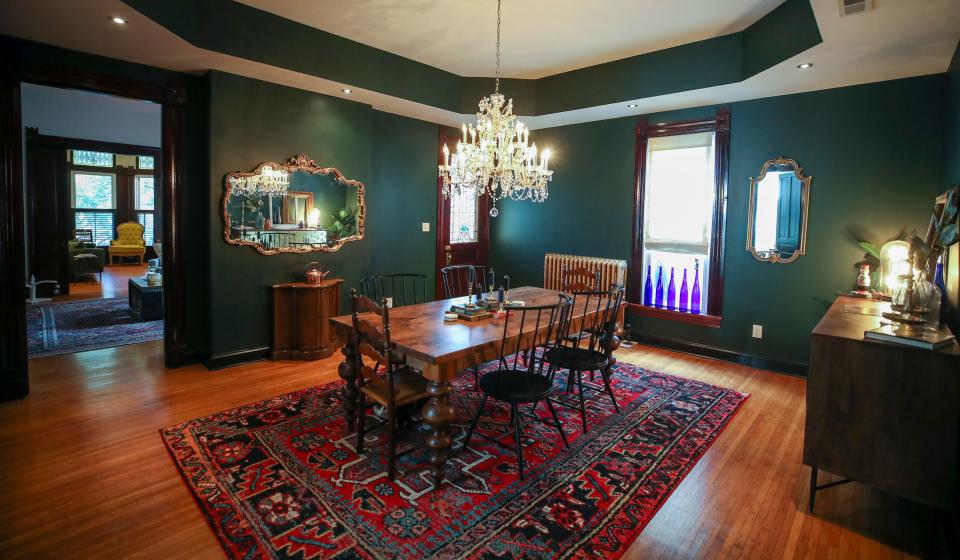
[234,0,784,79]
[0,0,957,129]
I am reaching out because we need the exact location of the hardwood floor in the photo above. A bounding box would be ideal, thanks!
[0,343,933,558]
[60,263,148,301]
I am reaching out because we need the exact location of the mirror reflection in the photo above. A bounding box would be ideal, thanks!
[746,157,811,263]
[223,154,365,254]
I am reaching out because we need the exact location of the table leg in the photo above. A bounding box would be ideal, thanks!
[338,339,359,432]
[423,379,455,490]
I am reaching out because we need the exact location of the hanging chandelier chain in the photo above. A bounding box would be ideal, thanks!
[495,0,502,94]
[437,0,553,215]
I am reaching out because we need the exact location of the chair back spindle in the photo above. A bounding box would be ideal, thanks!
[560,265,601,292]
[359,274,428,307]
[440,265,489,298]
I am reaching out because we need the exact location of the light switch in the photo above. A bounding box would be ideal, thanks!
[421,222,430,232]
[752,324,763,338]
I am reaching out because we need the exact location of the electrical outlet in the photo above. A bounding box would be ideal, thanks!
[752,324,763,339]
[421,222,430,232]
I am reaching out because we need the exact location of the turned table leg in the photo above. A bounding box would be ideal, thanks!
[422,378,455,490]
[338,339,359,432]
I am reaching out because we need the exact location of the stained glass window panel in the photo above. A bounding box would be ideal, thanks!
[72,150,114,167]
[135,175,155,210]
[137,156,155,170]
[449,187,478,244]
[72,172,116,209]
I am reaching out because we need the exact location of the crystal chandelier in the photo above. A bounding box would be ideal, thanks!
[227,165,290,196]
[438,0,553,217]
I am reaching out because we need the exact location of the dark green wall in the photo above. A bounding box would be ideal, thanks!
[206,71,439,360]
[491,75,946,369]
[369,112,439,297]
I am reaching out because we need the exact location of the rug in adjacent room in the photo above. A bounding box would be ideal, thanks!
[26,297,163,358]
[162,361,748,559]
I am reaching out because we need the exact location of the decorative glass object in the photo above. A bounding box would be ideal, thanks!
[643,265,653,306]
[856,264,871,291]
[667,267,676,310]
[691,259,701,315]
[137,155,155,170]
[437,0,552,215]
[655,266,664,309]
[879,240,910,295]
[679,269,689,313]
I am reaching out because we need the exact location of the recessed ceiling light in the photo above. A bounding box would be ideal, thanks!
[797,62,813,69]
[110,16,127,25]
[627,103,638,108]
[341,88,352,94]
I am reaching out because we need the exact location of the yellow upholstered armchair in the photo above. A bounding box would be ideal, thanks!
[108,221,146,264]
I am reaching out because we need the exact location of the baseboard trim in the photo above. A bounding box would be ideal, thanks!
[0,368,30,401]
[204,347,270,371]
[631,334,808,377]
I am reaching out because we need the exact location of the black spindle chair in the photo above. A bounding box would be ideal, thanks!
[440,265,489,298]
[359,273,429,307]
[462,294,573,480]
[543,285,624,433]
[440,264,492,389]
[349,289,431,480]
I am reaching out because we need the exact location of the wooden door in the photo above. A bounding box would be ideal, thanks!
[25,134,71,295]
[435,130,489,297]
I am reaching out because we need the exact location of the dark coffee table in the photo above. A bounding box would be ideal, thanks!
[129,277,163,321]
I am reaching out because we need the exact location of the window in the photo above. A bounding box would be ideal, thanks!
[137,155,155,170]
[72,150,114,167]
[449,187,478,244]
[72,171,116,245]
[631,109,729,325]
[135,175,156,243]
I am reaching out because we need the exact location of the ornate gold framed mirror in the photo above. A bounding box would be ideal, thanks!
[746,157,812,263]
[222,154,365,255]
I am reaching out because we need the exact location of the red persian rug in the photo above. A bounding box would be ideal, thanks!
[162,360,748,559]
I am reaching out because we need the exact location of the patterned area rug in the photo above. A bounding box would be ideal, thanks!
[27,297,163,358]
[162,360,748,559]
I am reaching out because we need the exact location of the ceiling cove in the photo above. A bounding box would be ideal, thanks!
[121,0,821,117]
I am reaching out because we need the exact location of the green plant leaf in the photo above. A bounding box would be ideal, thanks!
[858,242,880,260]
[941,223,959,246]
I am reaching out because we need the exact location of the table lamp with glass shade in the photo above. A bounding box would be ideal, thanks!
[879,240,910,295]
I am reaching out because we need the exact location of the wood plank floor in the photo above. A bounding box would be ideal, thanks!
[59,263,148,301]
[0,342,933,558]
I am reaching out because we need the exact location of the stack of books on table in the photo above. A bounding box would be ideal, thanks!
[864,324,956,350]
[450,303,492,321]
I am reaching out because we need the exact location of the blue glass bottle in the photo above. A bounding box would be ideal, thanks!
[691,259,701,315]
[667,267,676,310]
[679,268,689,313]
[655,266,664,309]
[643,264,653,306]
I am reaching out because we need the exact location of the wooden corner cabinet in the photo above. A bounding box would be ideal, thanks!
[272,279,343,361]
[804,295,960,511]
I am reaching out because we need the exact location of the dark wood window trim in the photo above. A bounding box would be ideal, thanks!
[629,108,730,328]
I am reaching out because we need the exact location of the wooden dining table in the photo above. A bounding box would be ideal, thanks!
[329,285,622,489]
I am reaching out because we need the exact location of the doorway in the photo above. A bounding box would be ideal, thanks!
[21,86,164,358]
[435,129,490,296]
[0,44,189,400]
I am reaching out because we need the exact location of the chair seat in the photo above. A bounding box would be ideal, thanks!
[478,370,554,403]
[109,245,144,252]
[360,366,430,407]
[545,346,608,371]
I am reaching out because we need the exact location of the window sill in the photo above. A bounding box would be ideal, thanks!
[626,302,722,328]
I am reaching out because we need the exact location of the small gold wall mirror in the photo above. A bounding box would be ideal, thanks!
[746,157,812,263]
[222,154,365,255]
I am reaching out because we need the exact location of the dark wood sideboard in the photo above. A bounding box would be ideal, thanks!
[804,295,960,511]
[272,279,343,361]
